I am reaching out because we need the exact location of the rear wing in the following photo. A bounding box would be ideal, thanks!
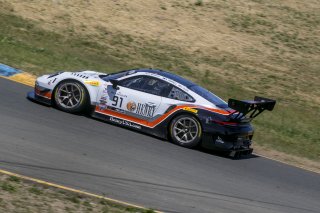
[228,96,276,120]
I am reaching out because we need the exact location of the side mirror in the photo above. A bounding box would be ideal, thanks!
[109,79,120,90]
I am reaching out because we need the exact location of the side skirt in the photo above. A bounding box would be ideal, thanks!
[91,111,167,139]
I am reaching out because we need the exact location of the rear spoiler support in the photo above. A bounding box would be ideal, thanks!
[228,96,276,120]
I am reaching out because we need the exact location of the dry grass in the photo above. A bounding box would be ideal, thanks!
[253,145,320,174]
[5,0,320,105]
[0,173,154,213]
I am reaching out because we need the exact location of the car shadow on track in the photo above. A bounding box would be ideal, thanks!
[197,148,260,160]
[27,98,261,161]
[90,113,261,161]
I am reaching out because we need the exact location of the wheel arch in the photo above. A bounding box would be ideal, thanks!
[52,78,91,107]
[166,110,203,140]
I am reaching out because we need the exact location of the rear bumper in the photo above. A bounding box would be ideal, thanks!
[229,148,253,158]
[27,91,52,106]
[201,133,253,155]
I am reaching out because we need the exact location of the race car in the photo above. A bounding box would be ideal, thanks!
[27,69,276,157]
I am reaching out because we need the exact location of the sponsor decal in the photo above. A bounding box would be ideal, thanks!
[115,108,125,113]
[124,100,156,118]
[206,117,213,124]
[84,80,100,86]
[115,91,127,98]
[109,117,141,129]
[215,136,224,144]
[99,104,107,110]
[126,101,137,112]
[136,102,156,118]
[99,95,108,110]
[183,107,198,114]
[99,95,108,103]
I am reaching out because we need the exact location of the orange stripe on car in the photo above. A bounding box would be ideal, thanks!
[95,105,232,128]
[35,88,52,99]
[203,107,235,115]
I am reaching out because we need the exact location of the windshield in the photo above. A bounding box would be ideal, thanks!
[100,70,137,81]
[189,85,228,108]
[100,72,126,81]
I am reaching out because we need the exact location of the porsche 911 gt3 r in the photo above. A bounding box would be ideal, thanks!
[27,69,276,157]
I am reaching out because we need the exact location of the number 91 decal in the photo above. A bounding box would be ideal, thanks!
[112,95,124,108]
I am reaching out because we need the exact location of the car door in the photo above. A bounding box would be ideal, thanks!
[117,75,172,121]
[96,75,171,124]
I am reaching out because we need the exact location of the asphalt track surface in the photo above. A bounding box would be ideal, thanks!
[0,77,319,213]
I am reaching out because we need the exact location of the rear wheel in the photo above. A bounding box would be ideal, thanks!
[54,80,88,113]
[169,114,202,148]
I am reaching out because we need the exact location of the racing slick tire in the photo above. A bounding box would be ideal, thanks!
[54,80,89,113]
[169,114,202,148]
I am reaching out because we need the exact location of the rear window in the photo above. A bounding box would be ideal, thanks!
[167,86,194,102]
[189,85,227,108]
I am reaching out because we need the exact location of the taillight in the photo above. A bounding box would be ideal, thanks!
[213,120,238,126]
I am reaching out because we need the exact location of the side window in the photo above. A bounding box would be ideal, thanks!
[120,76,171,96]
[141,77,171,96]
[120,76,145,90]
[168,86,194,102]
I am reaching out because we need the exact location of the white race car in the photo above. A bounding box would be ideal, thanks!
[28,69,275,158]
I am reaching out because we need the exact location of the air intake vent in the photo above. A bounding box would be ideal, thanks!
[71,73,89,79]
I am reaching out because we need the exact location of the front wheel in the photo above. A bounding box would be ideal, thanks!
[54,80,89,113]
[169,114,202,148]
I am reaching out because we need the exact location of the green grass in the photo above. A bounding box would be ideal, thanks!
[7,176,20,183]
[195,0,203,6]
[67,196,81,204]
[1,182,17,193]
[0,9,319,161]
[29,186,43,195]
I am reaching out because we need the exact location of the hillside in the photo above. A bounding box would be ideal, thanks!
[0,0,319,165]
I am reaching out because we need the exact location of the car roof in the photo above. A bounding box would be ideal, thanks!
[134,69,197,88]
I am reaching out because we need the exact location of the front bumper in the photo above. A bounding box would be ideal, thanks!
[27,91,52,106]
[27,79,53,105]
